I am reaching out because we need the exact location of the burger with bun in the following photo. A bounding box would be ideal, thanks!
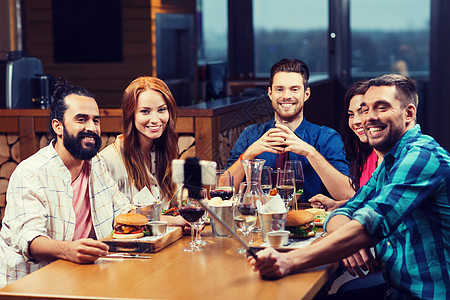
[285,210,316,238]
[113,213,148,239]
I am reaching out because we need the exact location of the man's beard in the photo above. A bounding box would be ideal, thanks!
[272,102,303,123]
[63,126,102,160]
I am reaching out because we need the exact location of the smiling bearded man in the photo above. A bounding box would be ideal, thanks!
[63,124,102,160]
[225,58,355,202]
[0,79,130,288]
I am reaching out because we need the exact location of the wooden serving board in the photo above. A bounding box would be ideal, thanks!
[102,226,182,253]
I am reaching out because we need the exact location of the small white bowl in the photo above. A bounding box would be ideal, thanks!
[267,230,290,247]
[148,221,168,236]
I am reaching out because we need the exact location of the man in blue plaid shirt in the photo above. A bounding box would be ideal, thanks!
[249,74,450,299]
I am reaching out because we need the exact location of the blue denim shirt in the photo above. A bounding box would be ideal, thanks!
[225,119,349,201]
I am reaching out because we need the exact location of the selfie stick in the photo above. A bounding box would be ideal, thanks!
[182,158,258,260]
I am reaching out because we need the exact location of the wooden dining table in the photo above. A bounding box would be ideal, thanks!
[0,228,337,300]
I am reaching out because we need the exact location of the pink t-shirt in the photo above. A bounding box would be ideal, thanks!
[359,149,378,187]
[71,162,94,240]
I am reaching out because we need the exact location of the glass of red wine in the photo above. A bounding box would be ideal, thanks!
[233,193,257,254]
[178,189,205,252]
[192,188,208,247]
[209,170,234,200]
[284,160,304,209]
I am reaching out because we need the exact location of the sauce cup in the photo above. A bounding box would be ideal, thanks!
[149,221,168,236]
[267,230,290,247]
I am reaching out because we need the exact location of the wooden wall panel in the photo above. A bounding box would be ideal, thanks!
[0,117,18,133]
[176,117,194,133]
[34,117,49,132]
[18,117,37,160]
[23,0,154,109]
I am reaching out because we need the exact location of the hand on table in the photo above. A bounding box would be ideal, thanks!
[341,248,378,278]
[161,215,192,234]
[308,194,343,211]
[64,238,109,264]
[247,247,292,279]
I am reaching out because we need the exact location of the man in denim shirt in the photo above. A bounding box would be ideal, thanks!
[225,58,354,201]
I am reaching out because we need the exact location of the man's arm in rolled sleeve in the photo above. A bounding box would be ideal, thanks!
[6,167,51,262]
[249,219,373,279]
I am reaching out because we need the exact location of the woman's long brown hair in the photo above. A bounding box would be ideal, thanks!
[339,81,372,191]
[121,77,179,205]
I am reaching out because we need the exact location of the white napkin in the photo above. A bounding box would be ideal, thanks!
[259,195,287,213]
[133,186,157,205]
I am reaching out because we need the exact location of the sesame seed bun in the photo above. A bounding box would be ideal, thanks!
[286,210,314,227]
[114,213,148,226]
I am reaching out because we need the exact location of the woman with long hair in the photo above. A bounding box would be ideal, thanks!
[100,76,189,228]
[310,81,384,295]
[340,81,379,190]
[309,81,379,210]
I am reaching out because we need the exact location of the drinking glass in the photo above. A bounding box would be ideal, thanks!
[275,121,290,169]
[260,166,273,196]
[271,168,279,189]
[276,120,290,129]
[238,182,264,205]
[238,181,251,194]
[237,181,262,234]
[192,188,208,247]
[210,170,234,200]
[284,160,305,209]
[276,169,295,209]
[178,190,205,252]
[233,193,257,254]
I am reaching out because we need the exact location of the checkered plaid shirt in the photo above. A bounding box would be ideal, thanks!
[0,143,130,287]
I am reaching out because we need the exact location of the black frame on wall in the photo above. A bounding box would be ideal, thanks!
[52,0,123,63]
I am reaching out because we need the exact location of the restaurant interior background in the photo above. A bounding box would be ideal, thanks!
[1,0,449,143]
[0,0,448,200]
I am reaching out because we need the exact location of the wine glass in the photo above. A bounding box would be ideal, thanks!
[192,188,208,247]
[260,166,272,196]
[276,169,295,209]
[271,168,279,189]
[284,160,305,209]
[210,170,234,200]
[178,189,205,252]
[233,193,257,254]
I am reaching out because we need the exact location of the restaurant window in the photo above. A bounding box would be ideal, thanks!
[253,0,329,80]
[350,0,430,79]
[197,0,228,64]
[197,0,228,100]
